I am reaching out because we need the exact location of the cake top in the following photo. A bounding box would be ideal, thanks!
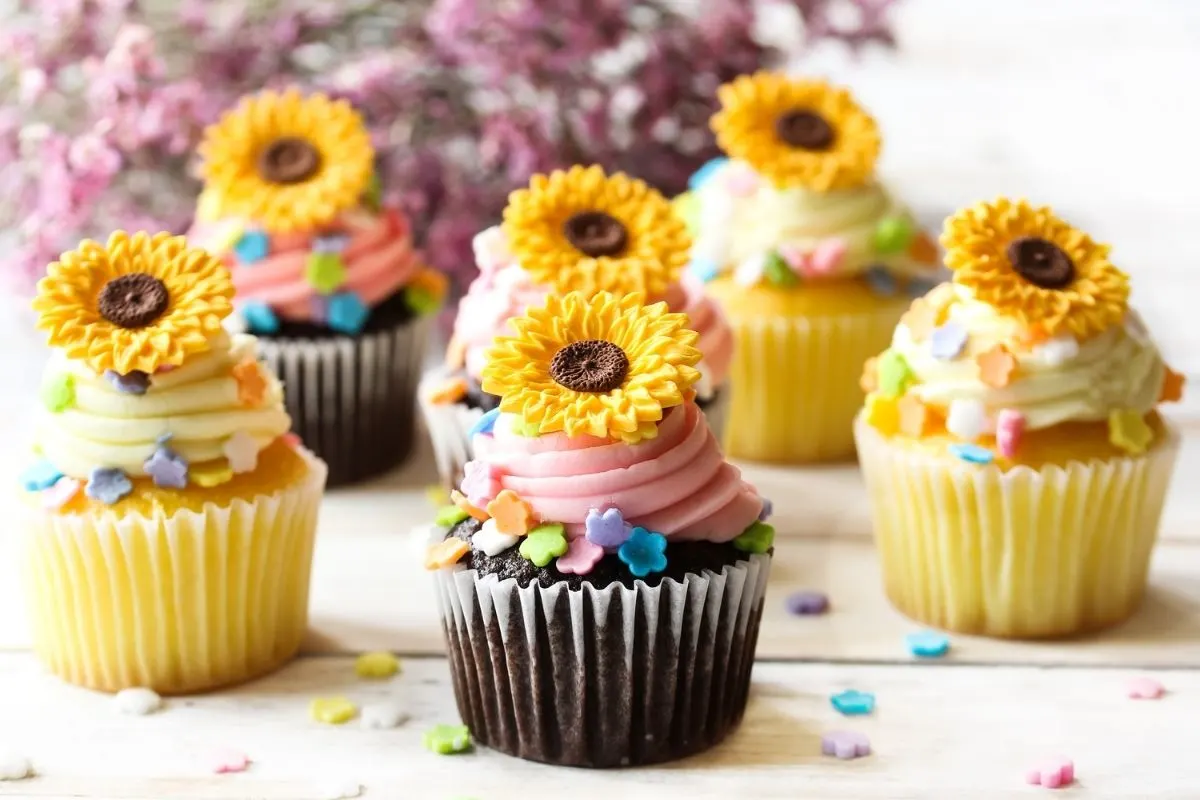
[424,291,770,579]
[197,88,374,234]
[501,165,691,299]
[711,71,881,193]
[862,198,1185,460]
[25,232,294,507]
[682,71,939,289]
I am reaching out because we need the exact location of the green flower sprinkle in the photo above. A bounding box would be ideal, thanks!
[424,723,472,755]
[763,251,798,287]
[404,286,441,316]
[519,526,568,567]
[876,350,914,397]
[306,252,347,295]
[872,216,915,255]
[41,372,75,413]
[435,505,470,527]
[732,521,775,554]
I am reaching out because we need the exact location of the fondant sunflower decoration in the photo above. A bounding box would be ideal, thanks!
[711,72,881,192]
[33,232,234,374]
[482,291,702,444]
[941,198,1130,340]
[198,88,374,233]
[502,165,690,299]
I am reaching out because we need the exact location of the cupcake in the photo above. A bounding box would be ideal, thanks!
[20,232,327,693]
[189,89,446,486]
[420,165,734,487]
[423,291,773,767]
[856,198,1185,638]
[677,72,941,462]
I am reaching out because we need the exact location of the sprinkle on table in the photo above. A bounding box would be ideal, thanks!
[905,631,950,658]
[1126,676,1165,700]
[821,730,871,760]
[114,687,163,715]
[354,651,400,679]
[423,724,473,755]
[361,702,409,730]
[785,590,829,616]
[1025,757,1075,789]
[0,751,33,781]
[310,697,358,725]
[211,749,251,774]
[830,690,875,716]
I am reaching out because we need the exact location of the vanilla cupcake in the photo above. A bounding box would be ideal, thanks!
[677,72,941,462]
[190,89,447,486]
[419,165,734,487]
[424,291,772,767]
[856,198,1185,638]
[20,232,327,692]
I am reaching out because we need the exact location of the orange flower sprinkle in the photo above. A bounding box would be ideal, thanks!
[860,357,879,394]
[428,378,468,405]
[424,538,470,570]
[451,490,489,522]
[232,359,269,406]
[897,395,931,438]
[1160,367,1186,403]
[908,231,939,266]
[901,299,940,341]
[444,336,468,370]
[486,489,534,536]
[976,345,1017,388]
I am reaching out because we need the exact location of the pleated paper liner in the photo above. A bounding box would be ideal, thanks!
[854,417,1181,639]
[260,314,432,487]
[21,450,327,694]
[420,376,734,491]
[720,299,906,463]
[433,553,771,767]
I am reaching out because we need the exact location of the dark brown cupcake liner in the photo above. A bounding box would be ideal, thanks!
[258,314,432,487]
[432,552,770,767]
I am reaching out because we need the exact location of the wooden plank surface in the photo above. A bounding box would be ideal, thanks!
[0,654,1194,799]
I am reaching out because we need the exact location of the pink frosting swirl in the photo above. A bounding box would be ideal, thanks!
[452,227,734,386]
[191,208,419,322]
[471,402,763,542]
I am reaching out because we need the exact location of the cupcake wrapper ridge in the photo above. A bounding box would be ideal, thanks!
[855,417,1181,638]
[261,315,431,487]
[22,449,328,694]
[433,553,770,767]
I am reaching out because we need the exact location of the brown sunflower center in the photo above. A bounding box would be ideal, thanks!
[563,211,628,258]
[775,109,835,151]
[1006,236,1075,289]
[258,137,321,184]
[97,273,169,329]
[549,339,629,393]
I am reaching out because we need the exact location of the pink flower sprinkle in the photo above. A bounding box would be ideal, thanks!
[555,537,604,576]
[461,460,501,509]
[211,749,250,774]
[41,477,81,510]
[722,165,760,197]
[1025,757,1074,789]
[1126,676,1165,699]
[809,238,848,275]
[995,409,1025,458]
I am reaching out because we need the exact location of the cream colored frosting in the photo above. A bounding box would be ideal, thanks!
[691,159,928,280]
[36,333,291,478]
[892,285,1165,430]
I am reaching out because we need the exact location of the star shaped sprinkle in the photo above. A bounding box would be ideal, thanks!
[472,519,520,557]
[929,322,968,360]
[1160,367,1185,403]
[233,231,270,264]
[41,476,81,510]
[328,293,370,335]
[1108,409,1153,455]
[761,251,798,287]
[354,652,400,679]
[191,461,234,487]
[830,689,874,716]
[585,507,631,549]
[905,631,950,658]
[486,489,533,535]
[435,504,470,527]
[555,537,604,575]
[424,537,470,570]
[310,697,358,725]
[86,467,133,505]
[41,372,74,413]
[423,724,472,755]
[232,359,268,406]
[732,521,775,554]
[976,345,1017,388]
[876,350,914,397]
[223,430,259,474]
[306,252,347,295]
[995,409,1025,458]
[144,445,188,488]
[104,369,151,395]
[945,399,988,441]
[519,524,568,567]
[822,730,871,760]
[20,459,62,492]
[240,301,280,334]
[864,393,900,436]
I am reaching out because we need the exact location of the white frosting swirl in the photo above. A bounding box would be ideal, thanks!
[36,333,291,478]
[893,286,1164,430]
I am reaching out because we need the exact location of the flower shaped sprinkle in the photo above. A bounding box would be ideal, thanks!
[617,527,668,578]
[144,443,189,489]
[86,467,133,505]
[232,359,268,406]
[732,521,775,554]
[556,537,605,576]
[585,507,632,549]
[518,523,568,567]
[486,489,533,536]
[425,538,470,570]
[310,697,358,725]
[354,652,400,679]
[462,461,501,509]
[423,724,472,755]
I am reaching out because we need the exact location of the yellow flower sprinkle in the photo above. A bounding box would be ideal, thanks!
[310,697,358,725]
[355,652,401,679]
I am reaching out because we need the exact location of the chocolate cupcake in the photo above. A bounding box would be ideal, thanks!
[420,165,734,488]
[422,291,774,767]
[189,89,447,486]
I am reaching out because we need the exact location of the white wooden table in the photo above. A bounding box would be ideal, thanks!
[3,1,1200,796]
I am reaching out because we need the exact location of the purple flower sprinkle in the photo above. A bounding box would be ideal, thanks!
[104,369,151,395]
[785,590,830,616]
[585,507,631,550]
[144,446,188,489]
[928,322,968,360]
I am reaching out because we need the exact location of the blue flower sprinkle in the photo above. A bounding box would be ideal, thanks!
[830,690,875,716]
[687,157,729,191]
[468,408,501,439]
[241,301,280,334]
[864,266,898,296]
[617,526,668,578]
[327,293,370,335]
[233,231,270,264]
[85,467,133,505]
[688,258,722,284]
[948,443,994,465]
[906,631,950,658]
[21,459,63,492]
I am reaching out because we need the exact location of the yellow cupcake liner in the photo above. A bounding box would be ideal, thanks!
[721,299,906,462]
[854,417,1181,639]
[21,450,327,694]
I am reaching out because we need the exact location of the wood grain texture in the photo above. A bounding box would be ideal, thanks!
[0,654,1195,799]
